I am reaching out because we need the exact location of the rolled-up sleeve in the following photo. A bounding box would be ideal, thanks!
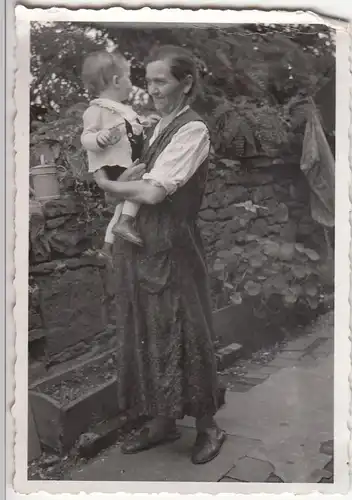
[142,121,210,195]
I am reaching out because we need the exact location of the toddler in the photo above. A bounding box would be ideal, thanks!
[81,50,158,256]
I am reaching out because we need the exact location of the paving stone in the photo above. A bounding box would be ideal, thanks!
[303,338,327,356]
[219,476,242,482]
[309,468,333,482]
[267,357,296,369]
[282,335,317,352]
[320,439,333,456]
[312,339,333,357]
[242,370,269,381]
[266,472,284,482]
[324,459,334,474]
[253,365,280,376]
[227,456,274,482]
[275,350,304,360]
[319,476,334,483]
[225,381,253,393]
[296,355,319,368]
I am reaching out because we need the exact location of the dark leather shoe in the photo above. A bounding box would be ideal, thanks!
[121,425,181,455]
[113,221,143,247]
[191,427,226,465]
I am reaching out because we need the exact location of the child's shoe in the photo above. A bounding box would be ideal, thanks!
[113,214,143,247]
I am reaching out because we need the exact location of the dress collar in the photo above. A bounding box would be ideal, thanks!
[90,98,138,120]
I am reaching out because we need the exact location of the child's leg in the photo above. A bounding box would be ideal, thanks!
[100,203,123,256]
[113,201,142,246]
[121,201,140,218]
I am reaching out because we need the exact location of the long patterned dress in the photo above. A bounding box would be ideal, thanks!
[113,108,219,420]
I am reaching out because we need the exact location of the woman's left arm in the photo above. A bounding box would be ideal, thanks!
[95,162,166,205]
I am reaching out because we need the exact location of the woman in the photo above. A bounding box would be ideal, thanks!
[95,45,225,465]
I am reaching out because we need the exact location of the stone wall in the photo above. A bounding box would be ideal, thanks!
[200,157,324,257]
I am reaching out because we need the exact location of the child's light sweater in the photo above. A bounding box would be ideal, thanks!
[81,98,143,173]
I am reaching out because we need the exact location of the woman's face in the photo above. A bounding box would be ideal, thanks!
[145,59,192,115]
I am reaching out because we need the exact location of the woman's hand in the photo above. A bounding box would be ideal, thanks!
[118,160,146,182]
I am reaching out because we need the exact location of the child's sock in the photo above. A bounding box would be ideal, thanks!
[113,214,143,247]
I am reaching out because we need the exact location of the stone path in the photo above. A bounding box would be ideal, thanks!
[69,311,333,483]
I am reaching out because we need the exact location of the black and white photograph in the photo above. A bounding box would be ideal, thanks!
[11,6,350,495]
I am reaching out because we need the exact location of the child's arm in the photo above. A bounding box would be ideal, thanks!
[81,106,123,151]
[81,106,104,151]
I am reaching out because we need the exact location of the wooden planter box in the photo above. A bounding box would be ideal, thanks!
[29,350,118,453]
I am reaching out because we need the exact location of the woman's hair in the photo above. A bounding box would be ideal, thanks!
[81,50,127,96]
[145,45,199,101]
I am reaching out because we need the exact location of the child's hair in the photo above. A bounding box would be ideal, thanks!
[82,50,128,96]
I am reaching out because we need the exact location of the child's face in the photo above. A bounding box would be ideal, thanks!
[113,61,133,102]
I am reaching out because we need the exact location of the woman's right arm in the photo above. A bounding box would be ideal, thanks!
[93,161,148,202]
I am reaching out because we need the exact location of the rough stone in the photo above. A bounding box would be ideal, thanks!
[216,343,243,371]
[43,197,80,218]
[46,215,71,229]
[29,211,51,263]
[48,222,91,257]
[250,219,269,237]
[251,185,275,203]
[199,208,217,222]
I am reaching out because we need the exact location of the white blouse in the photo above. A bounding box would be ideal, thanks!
[142,108,210,195]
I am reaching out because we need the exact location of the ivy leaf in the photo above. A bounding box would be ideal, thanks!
[306,296,319,309]
[279,243,295,261]
[295,243,306,253]
[213,260,225,273]
[263,240,281,258]
[305,284,318,297]
[224,282,234,290]
[249,256,265,268]
[292,265,309,279]
[244,280,261,296]
[230,292,243,305]
[304,248,320,262]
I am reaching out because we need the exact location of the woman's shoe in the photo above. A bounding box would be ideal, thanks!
[121,424,181,454]
[191,427,226,464]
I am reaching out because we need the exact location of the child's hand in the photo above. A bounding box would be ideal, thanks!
[140,114,160,128]
[96,127,121,148]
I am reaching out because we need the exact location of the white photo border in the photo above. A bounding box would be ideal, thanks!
[8,5,351,496]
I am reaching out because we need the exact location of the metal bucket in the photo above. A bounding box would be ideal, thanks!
[30,163,60,202]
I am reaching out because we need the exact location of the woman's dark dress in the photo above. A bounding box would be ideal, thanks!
[113,108,219,420]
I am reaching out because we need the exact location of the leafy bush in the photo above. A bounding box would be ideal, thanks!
[212,97,289,157]
[211,237,331,314]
